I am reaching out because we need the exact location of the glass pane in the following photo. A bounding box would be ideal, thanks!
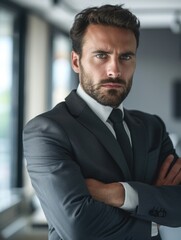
[52,34,72,106]
[0,10,14,190]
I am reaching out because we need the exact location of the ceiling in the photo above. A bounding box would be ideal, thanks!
[9,0,181,33]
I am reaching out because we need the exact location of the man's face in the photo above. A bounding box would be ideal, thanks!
[71,24,137,107]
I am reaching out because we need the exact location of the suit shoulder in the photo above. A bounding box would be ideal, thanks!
[24,101,68,130]
[126,109,166,128]
[28,101,68,120]
[127,109,155,118]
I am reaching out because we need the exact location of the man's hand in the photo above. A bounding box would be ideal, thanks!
[155,155,181,186]
[85,179,125,207]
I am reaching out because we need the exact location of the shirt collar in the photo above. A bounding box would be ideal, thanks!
[77,84,124,123]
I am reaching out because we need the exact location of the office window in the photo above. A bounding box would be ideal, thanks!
[51,33,72,107]
[0,9,15,190]
[0,6,25,191]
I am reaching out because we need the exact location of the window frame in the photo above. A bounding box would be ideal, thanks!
[0,0,27,189]
[49,27,78,108]
[0,2,28,237]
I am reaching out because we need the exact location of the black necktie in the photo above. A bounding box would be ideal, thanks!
[109,109,133,172]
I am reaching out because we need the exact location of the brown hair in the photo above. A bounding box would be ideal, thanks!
[70,4,140,55]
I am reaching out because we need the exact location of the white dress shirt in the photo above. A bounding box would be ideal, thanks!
[76,84,158,236]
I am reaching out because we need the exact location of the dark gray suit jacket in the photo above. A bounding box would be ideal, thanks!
[23,90,181,240]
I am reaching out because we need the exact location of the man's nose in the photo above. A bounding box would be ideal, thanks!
[107,59,121,78]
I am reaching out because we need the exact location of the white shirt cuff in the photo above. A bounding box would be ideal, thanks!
[152,222,159,236]
[120,182,138,211]
[120,182,158,237]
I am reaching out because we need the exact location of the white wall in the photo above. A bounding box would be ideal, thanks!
[125,28,181,137]
[24,14,50,124]
[23,14,50,195]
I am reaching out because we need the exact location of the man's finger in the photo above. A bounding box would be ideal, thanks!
[172,168,181,185]
[157,155,174,180]
[164,158,181,185]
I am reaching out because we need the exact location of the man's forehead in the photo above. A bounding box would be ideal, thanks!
[82,24,137,53]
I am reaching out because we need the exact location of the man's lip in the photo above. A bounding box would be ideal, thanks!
[101,83,124,88]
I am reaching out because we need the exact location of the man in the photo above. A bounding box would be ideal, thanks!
[23,4,181,240]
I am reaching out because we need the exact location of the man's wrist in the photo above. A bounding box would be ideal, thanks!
[107,182,125,207]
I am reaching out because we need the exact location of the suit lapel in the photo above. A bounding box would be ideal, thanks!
[65,91,132,181]
[124,110,147,181]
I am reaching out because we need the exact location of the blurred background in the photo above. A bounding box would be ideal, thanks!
[0,0,181,239]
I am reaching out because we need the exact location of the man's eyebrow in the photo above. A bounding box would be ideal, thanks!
[92,49,112,54]
[91,50,136,56]
[121,51,136,56]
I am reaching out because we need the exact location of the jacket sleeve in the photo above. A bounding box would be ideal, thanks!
[129,181,181,227]
[129,115,181,228]
[23,115,151,240]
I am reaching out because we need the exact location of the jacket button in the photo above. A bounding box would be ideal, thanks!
[149,209,158,217]
[149,208,167,217]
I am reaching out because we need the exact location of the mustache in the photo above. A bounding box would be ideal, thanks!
[100,77,126,85]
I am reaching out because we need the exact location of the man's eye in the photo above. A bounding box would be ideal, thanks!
[120,54,132,61]
[96,53,107,59]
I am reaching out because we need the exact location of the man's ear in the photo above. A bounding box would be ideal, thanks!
[71,51,80,73]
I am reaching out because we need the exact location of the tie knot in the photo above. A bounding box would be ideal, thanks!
[109,109,123,124]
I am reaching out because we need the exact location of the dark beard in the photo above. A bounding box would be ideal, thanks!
[82,77,132,108]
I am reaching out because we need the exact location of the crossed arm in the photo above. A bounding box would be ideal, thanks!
[86,155,181,208]
[24,114,181,239]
